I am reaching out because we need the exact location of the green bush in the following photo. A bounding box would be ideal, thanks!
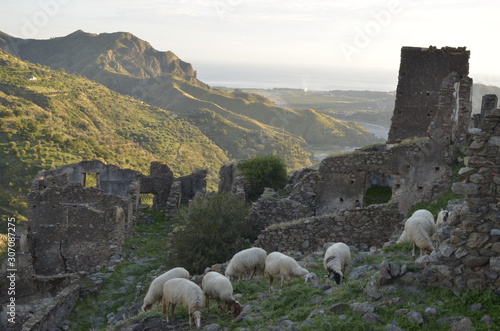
[168,192,253,274]
[237,154,288,200]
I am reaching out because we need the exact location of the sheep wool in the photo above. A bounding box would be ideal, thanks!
[162,278,204,329]
[404,210,437,257]
[142,267,190,312]
[225,247,267,281]
[323,242,351,285]
[396,209,435,245]
[264,251,318,288]
[202,271,242,317]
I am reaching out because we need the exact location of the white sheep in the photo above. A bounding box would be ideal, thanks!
[402,209,437,257]
[436,209,449,230]
[142,267,190,312]
[323,242,351,285]
[264,251,318,288]
[396,209,435,244]
[162,278,204,329]
[225,247,267,281]
[201,271,242,317]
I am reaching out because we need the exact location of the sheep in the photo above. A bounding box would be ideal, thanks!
[142,267,190,312]
[264,251,318,288]
[225,247,267,281]
[436,209,449,230]
[201,271,242,317]
[396,209,435,244]
[162,278,204,329]
[323,242,351,285]
[403,209,437,257]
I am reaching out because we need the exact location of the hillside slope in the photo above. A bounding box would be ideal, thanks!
[0,30,381,153]
[0,49,229,225]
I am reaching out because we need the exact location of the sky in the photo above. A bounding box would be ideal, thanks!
[1,0,499,90]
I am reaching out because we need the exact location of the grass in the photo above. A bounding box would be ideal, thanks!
[68,208,500,330]
[67,209,169,330]
[365,185,392,206]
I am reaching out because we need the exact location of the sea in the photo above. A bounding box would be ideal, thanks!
[194,62,398,92]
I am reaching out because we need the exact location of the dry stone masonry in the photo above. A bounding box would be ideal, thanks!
[420,99,500,291]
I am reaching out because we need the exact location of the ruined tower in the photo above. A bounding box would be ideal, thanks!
[387,46,470,144]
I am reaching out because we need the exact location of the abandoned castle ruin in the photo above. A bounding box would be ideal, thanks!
[1,45,499,329]
[0,160,207,330]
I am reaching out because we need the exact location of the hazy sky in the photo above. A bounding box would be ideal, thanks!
[1,0,499,87]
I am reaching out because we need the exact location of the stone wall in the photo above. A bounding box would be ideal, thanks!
[388,46,470,143]
[27,160,141,275]
[420,104,500,291]
[254,204,403,254]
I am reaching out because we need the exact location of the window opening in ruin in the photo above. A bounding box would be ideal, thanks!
[364,172,393,207]
[83,173,99,188]
[339,198,344,202]
[140,193,155,208]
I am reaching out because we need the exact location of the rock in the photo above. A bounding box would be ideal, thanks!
[203,324,221,331]
[385,324,404,331]
[468,303,483,311]
[351,302,375,314]
[363,312,383,323]
[349,265,374,280]
[388,297,403,305]
[406,311,424,325]
[235,305,253,323]
[424,307,437,316]
[480,315,495,325]
[328,303,350,314]
[308,296,323,305]
[450,317,473,331]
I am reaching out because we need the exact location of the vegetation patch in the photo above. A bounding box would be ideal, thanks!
[365,185,392,206]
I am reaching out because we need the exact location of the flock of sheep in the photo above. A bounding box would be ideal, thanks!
[140,208,447,329]
[140,244,351,328]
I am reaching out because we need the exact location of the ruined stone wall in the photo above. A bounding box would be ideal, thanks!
[388,46,470,143]
[27,161,141,275]
[140,161,174,210]
[249,189,314,233]
[421,105,500,291]
[254,204,402,254]
[316,139,451,215]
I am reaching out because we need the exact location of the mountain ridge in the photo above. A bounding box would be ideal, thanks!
[0,29,382,154]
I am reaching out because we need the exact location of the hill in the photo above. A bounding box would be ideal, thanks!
[0,30,381,156]
[0,49,229,226]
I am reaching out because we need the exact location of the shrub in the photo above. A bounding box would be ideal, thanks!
[237,154,288,200]
[168,192,253,274]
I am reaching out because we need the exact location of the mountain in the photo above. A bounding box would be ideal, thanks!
[0,48,229,224]
[0,30,381,157]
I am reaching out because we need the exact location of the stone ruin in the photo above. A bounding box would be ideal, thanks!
[0,159,207,330]
[249,46,474,255]
[419,97,500,291]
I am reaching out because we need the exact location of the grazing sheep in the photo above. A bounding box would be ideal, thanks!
[396,209,435,244]
[162,278,204,329]
[142,267,190,312]
[323,242,351,285]
[436,210,449,230]
[403,209,437,257]
[225,247,267,281]
[264,251,318,288]
[202,271,242,317]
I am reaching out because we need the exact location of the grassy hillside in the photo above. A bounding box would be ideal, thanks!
[0,49,230,229]
[66,208,500,331]
[0,30,382,154]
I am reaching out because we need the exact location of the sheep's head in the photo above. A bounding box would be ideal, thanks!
[230,300,242,317]
[304,272,318,285]
[191,310,202,329]
[332,270,343,285]
[142,303,152,312]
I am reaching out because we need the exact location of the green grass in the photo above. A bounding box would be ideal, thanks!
[365,185,392,206]
[68,209,169,330]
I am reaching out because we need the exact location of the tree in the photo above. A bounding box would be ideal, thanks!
[237,154,288,200]
[168,192,253,274]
